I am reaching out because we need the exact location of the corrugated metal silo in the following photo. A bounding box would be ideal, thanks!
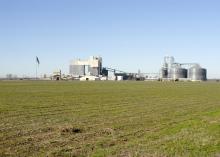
[188,66,207,81]
[160,68,168,78]
[169,67,187,80]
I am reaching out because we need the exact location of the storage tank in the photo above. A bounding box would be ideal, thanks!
[188,66,207,81]
[169,67,187,80]
[160,68,168,79]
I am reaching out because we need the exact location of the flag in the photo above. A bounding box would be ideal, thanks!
[36,56,40,65]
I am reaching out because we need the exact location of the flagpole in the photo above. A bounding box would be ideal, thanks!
[36,58,37,80]
[35,56,40,80]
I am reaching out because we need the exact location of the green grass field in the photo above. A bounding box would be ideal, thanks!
[1,81,220,157]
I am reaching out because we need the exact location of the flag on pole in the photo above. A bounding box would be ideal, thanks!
[35,56,40,79]
[36,56,40,65]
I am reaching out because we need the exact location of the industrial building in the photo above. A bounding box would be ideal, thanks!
[160,56,207,81]
[52,70,62,80]
[68,55,207,81]
[69,56,102,77]
[69,56,136,81]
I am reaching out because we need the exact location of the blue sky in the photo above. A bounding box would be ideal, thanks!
[0,0,220,78]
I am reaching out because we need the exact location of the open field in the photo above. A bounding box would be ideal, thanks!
[1,81,220,157]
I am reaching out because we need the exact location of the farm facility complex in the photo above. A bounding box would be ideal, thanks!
[67,55,207,81]
[2,55,208,82]
[160,56,207,81]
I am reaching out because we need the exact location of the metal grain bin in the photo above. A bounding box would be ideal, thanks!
[188,66,207,81]
[169,67,187,80]
[160,68,168,79]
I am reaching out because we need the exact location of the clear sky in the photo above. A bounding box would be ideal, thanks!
[0,0,220,78]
